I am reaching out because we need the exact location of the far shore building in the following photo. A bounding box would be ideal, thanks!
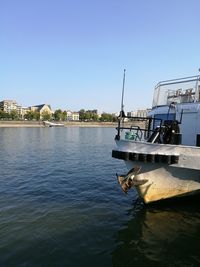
[66,110,79,121]
[127,109,151,118]
[0,99,25,118]
[21,107,30,119]
[0,100,18,113]
[86,109,98,114]
[0,100,52,120]
[137,109,148,117]
[30,104,53,119]
[127,111,137,117]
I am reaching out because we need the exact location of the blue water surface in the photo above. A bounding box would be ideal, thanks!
[0,127,200,267]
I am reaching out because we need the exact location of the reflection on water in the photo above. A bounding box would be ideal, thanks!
[112,197,200,267]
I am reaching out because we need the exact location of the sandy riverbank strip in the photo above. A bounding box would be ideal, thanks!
[0,121,118,128]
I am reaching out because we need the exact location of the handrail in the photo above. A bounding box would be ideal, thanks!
[115,116,163,140]
[155,75,200,89]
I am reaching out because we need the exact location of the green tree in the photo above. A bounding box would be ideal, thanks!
[41,111,51,121]
[79,109,99,121]
[62,110,67,121]
[91,113,98,121]
[0,110,8,119]
[100,113,116,122]
[24,111,34,120]
[112,115,118,122]
[34,111,40,121]
[79,109,85,121]
[24,110,40,120]
[84,112,91,121]
[54,109,63,121]
[10,110,20,120]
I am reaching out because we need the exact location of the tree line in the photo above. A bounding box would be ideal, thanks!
[79,109,117,122]
[0,109,117,122]
[0,110,51,121]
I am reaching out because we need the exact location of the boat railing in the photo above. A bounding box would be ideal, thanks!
[152,75,200,107]
[115,115,182,145]
[115,115,163,141]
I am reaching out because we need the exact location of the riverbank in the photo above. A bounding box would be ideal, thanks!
[0,120,118,127]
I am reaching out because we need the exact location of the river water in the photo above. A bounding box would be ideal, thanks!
[0,127,200,267]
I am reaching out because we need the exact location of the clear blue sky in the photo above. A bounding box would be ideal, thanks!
[1,0,200,113]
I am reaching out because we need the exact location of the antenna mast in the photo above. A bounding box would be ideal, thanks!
[120,69,126,116]
[115,69,126,140]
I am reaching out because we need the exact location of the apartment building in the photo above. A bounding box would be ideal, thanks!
[0,100,53,119]
[0,100,18,113]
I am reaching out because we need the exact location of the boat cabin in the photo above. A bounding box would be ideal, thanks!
[116,75,200,147]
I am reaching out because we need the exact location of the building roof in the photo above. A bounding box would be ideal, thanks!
[31,104,51,110]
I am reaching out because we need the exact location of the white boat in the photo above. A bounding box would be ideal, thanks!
[112,73,200,203]
[43,121,64,127]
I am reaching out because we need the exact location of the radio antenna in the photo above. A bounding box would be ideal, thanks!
[115,69,126,140]
[120,69,126,117]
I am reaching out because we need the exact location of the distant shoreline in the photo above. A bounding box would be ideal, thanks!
[0,120,118,128]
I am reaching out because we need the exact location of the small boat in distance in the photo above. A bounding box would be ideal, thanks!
[43,121,64,127]
[112,71,200,203]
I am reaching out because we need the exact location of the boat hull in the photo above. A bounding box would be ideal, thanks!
[113,140,200,203]
[125,160,200,203]
[43,121,64,127]
[112,73,200,203]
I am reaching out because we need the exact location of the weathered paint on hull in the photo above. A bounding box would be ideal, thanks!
[125,161,200,203]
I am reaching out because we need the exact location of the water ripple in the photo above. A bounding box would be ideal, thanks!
[0,128,200,267]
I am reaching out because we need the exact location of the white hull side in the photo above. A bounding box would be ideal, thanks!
[114,140,200,203]
[116,140,200,170]
[125,160,200,203]
[43,121,64,127]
